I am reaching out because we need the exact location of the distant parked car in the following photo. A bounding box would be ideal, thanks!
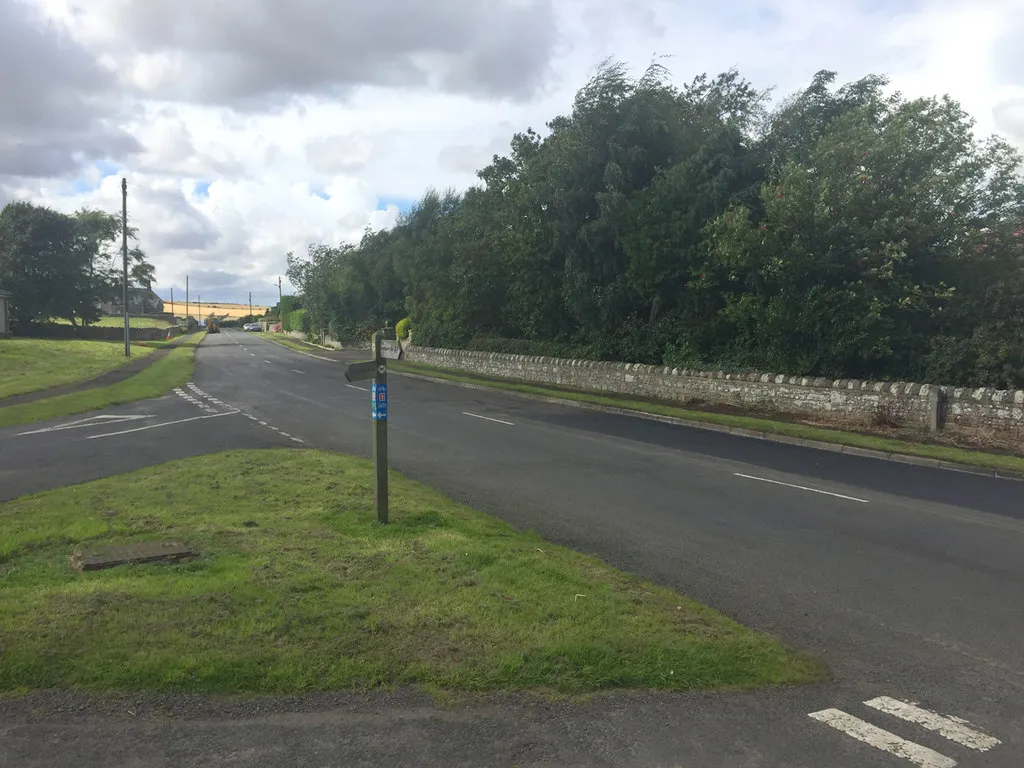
[243,323,261,332]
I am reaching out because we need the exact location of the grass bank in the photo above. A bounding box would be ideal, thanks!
[0,339,155,400]
[135,330,206,349]
[392,361,1024,476]
[0,449,822,695]
[0,345,197,427]
[257,332,328,354]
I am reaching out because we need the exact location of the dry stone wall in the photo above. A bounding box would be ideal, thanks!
[404,346,1024,442]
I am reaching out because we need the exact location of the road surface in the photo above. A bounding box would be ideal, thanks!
[1,329,1020,768]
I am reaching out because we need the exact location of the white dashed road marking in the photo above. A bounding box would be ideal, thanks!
[809,696,1003,768]
[462,411,514,426]
[346,384,368,392]
[864,697,1001,751]
[174,381,310,446]
[292,369,304,374]
[734,472,869,503]
[264,360,273,364]
[809,709,955,768]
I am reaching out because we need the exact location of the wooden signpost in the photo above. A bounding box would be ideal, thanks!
[345,330,403,523]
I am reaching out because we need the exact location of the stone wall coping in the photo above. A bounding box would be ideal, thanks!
[411,346,1023,404]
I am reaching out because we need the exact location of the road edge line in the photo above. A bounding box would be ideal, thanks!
[390,370,1024,482]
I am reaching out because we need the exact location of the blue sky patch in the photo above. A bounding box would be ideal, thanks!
[312,187,330,200]
[96,160,119,178]
[376,196,415,214]
[193,181,212,199]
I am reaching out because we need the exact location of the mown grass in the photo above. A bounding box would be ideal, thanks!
[135,330,207,349]
[0,345,197,427]
[0,449,823,695]
[0,339,156,400]
[50,316,174,329]
[392,361,1024,475]
[257,332,326,354]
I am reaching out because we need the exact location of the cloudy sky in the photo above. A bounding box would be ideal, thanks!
[2,0,1022,305]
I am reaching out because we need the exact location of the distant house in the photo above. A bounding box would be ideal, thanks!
[101,286,165,316]
[0,288,11,338]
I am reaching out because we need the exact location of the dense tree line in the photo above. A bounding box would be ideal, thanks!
[287,63,1024,388]
[0,201,155,330]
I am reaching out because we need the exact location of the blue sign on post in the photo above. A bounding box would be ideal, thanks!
[371,382,388,421]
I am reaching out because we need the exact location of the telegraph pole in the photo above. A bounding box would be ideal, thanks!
[121,178,130,357]
[278,276,283,306]
[249,291,252,321]
[198,295,201,325]
[170,287,174,320]
[185,275,189,329]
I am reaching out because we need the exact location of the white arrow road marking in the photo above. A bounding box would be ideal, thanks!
[85,409,240,439]
[808,709,956,768]
[734,472,869,503]
[865,697,1001,751]
[17,414,152,436]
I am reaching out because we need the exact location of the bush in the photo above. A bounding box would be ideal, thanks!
[287,308,309,334]
[396,316,411,339]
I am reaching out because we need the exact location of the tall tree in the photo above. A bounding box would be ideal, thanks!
[0,202,90,329]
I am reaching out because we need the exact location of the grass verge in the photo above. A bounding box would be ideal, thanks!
[0,339,155,400]
[257,332,327,354]
[0,346,196,427]
[392,361,1024,476]
[0,448,822,695]
[135,330,207,349]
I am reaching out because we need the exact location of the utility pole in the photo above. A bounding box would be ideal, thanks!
[185,275,189,329]
[170,287,174,321]
[121,178,130,357]
[278,276,283,306]
[249,291,252,321]
[198,295,201,325]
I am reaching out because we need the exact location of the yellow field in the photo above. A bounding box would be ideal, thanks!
[161,300,269,320]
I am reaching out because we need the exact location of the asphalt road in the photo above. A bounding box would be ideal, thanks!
[1,329,1021,768]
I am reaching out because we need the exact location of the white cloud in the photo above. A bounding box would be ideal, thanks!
[4,0,1023,304]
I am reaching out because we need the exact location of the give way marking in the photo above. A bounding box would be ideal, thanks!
[809,696,1001,767]
[17,414,152,436]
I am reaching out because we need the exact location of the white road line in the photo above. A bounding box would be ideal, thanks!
[865,697,1001,751]
[290,437,305,443]
[86,410,240,439]
[808,709,955,768]
[279,432,291,438]
[250,353,256,356]
[462,411,514,426]
[267,343,336,362]
[17,414,152,435]
[264,360,272,364]
[346,384,368,392]
[257,421,268,426]
[246,414,258,420]
[291,369,304,374]
[733,473,869,503]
